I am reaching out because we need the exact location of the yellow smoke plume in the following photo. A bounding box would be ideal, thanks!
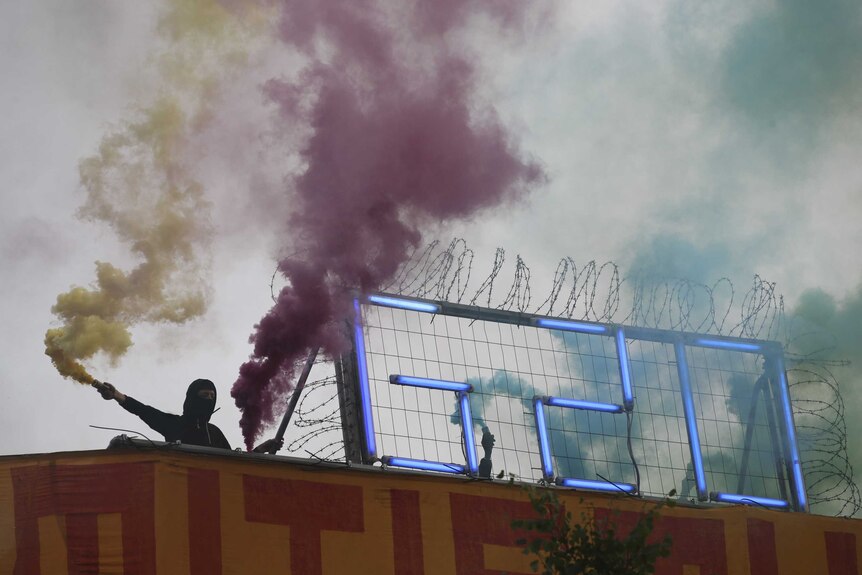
[45,0,272,384]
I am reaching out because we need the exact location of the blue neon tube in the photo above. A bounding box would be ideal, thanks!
[693,338,761,353]
[544,396,624,413]
[383,456,465,474]
[533,318,608,334]
[774,356,808,512]
[557,477,637,494]
[353,299,377,459]
[389,375,472,393]
[615,328,634,410]
[533,397,554,479]
[711,492,789,509]
[459,392,479,474]
[367,294,440,314]
[674,341,708,501]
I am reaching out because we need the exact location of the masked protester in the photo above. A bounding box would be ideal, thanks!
[95,379,281,453]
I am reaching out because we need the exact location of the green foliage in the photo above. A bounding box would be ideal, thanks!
[512,489,673,575]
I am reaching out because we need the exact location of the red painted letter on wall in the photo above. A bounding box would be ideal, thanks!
[243,476,364,575]
[12,462,156,575]
[747,519,778,575]
[595,508,727,575]
[188,468,221,575]
[449,493,535,575]
[391,489,424,575]
[825,531,858,575]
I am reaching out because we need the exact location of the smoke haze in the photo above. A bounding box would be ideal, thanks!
[4,0,860,495]
[231,0,544,447]
[44,1,267,385]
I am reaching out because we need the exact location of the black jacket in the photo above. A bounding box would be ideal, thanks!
[120,379,231,449]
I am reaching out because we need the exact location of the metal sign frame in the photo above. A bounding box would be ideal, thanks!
[348,293,808,512]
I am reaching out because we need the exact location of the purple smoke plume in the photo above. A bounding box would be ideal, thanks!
[232,0,545,449]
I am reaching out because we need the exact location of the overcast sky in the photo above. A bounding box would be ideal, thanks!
[2,0,860,488]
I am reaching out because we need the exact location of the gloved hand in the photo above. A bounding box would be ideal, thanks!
[253,437,284,454]
[94,381,117,400]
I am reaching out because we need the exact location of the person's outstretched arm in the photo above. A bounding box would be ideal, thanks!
[94,381,175,440]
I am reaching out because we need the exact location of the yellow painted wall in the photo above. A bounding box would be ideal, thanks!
[1,449,860,574]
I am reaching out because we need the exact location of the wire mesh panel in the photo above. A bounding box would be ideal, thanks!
[535,330,636,492]
[351,294,807,511]
[546,406,634,485]
[686,348,787,501]
[625,340,694,500]
[362,304,546,480]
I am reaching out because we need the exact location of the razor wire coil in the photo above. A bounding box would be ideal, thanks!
[283,239,859,516]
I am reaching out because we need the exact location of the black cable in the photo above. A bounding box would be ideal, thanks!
[596,473,638,497]
[626,410,641,494]
[89,425,160,448]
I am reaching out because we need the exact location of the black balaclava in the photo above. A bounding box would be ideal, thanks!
[183,378,217,422]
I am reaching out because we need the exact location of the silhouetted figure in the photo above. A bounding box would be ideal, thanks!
[94,379,281,453]
[478,426,495,478]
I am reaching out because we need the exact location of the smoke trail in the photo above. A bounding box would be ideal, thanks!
[232,1,545,448]
[449,370,539,431]
[449,369,593,478]
[45,0,267,384]
[44,99,209,384]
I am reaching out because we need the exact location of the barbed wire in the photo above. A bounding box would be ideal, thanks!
[283,238,859,516]
[283,374,345,461]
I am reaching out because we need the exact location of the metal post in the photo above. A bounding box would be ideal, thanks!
[335,352,365,464]
[736,374,765,494]
[270,348,319,452]
[763,376,789,503]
